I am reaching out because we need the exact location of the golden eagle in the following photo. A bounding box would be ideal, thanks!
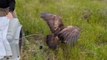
[41,13,80,49]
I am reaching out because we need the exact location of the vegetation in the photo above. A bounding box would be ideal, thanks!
[16,0,107,60]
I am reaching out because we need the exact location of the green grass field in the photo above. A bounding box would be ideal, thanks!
[16,0,107,60]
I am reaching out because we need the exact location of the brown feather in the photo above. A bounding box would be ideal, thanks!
[41,13,64,34]
[46,34,60,49]
[58,26,80,46]
[41,13,81,48]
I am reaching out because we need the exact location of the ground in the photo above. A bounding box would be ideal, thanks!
[16,0,107,60]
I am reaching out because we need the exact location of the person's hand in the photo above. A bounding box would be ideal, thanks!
[6,12,13,20]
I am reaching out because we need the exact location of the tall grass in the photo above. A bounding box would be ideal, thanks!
[16,0,107,60]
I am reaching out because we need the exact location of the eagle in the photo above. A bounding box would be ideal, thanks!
[41,13,80,49]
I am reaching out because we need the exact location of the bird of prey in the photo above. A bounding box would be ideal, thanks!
[41,13,80,49]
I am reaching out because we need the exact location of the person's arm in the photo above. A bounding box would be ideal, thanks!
[7,0,16,20]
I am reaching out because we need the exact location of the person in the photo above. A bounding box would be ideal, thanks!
[0,0,16,19]
[0,0,22,60]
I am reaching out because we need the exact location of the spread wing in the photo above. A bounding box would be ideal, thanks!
[41,13,64,34]
[58,26,80,46]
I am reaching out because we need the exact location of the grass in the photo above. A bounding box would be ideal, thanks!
[16,0,107,60]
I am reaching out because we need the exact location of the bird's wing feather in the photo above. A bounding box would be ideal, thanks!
[58,26,80,46]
